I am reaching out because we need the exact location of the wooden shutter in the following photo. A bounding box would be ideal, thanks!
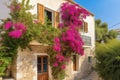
[37,3,44,24]
[54,11,60,28]
[84,22,88,33]
[80,24,84,32]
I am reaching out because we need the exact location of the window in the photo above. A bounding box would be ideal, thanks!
[88,56,92,63]
[81,35,91,46]
[37,3,60,27]
[37,56,48,73]
[80,21,88,33]
[73,55,77,71]
[44,9,52,25]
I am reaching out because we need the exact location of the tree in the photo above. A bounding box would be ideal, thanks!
[95,19,119,80]
[108,30,118,39]
[95,19,118,43]
[95,39,120,80]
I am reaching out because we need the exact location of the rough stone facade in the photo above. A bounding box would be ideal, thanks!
[14,43,49,80]
[72,48,94,80]
[16,49,35,80]
[65,60,74,80]
[63,48,94,80]
[10,42,94,80]
[0,77,2,80]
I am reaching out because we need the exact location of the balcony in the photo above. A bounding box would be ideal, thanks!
[81,35,91,46]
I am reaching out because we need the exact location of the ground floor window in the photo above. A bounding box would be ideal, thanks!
[88,56,92,63]
[37,56,48,80]
[37,56,48,73]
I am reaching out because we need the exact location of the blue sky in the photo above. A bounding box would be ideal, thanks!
[0,0,10,24]
[75,0,120,29]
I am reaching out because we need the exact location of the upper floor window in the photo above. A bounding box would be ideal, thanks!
[80,21,88,33]
[37,3,59,27]
[44,9,52,25]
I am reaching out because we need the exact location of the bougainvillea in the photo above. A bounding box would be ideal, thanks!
[4,21,13,30]
[0,0,43,76]
[4,21,26,38]
[0,0,60,77]
[60,2,89,28]
[61,28,84,55]
[53,37,61,52]
[49,2,90,80]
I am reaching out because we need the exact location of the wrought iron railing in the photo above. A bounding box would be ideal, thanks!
[81,35,91,46]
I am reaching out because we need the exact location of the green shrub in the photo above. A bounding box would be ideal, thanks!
[95,39,120,80]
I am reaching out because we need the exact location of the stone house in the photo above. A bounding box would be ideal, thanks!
[10,0,95,80]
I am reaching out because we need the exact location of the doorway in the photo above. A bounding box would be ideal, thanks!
[37,56,48,80]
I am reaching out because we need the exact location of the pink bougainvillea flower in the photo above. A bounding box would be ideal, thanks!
[58,23,64,28]
[53,37,61,52]
[4,21,13,30]
[61,65,66,69]
[8,30,22,38]
[53,62,58,67]
[58,56,65,63]
[53,44,61,52]
[10,4,21,13]
[51,2,89,71]
[14,22,26,33]
[10,5,15,13]
[61,29,84,55]
[60,2,89,29]
[16,4,21,10]
[54,37,60,43]
[55,53,65,63]
[33,19,39,24]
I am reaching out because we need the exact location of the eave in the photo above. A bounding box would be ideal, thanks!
[65,0,94,16]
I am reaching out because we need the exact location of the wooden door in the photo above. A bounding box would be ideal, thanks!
[73,55,77,71]
[37,56,48,80]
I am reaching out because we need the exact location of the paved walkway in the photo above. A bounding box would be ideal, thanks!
[80,70,100,80]
[73,70,101,80]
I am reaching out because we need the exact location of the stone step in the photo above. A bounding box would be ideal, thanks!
[81,71,99,80]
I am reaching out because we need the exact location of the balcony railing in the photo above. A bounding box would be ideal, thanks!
[81,35,91,46]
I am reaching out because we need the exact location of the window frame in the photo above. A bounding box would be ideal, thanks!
[88,56,92,63]
[37,56,48,74]
[44,7,54,26]
[80,21,88,33]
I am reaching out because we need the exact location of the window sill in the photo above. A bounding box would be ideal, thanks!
[73,70,79,74]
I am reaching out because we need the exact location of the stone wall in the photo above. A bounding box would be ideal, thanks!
[0,77,2,80]
[65,60,73,80]
[63,48,93,80]
[11,43,94,80]
[16,49,35,80]
[72,48,93,80]
[11,58,17,79]
[15,45,49,80]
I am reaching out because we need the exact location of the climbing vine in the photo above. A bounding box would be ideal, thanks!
[48,2,89,80]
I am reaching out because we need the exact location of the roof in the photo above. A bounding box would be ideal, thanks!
[66,0,94,16]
